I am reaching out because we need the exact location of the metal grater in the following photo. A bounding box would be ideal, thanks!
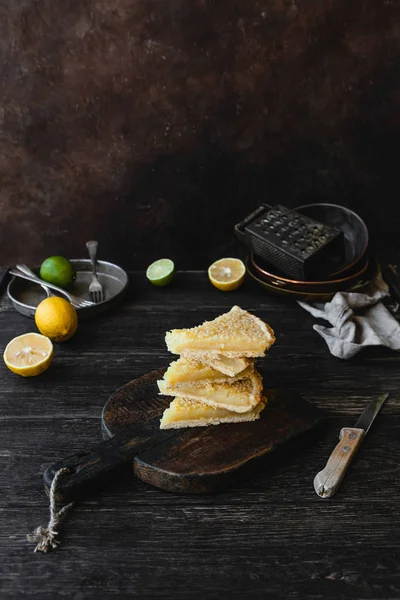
[235,204,345,280]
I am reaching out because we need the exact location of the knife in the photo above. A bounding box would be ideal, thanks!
[313,393,388,498]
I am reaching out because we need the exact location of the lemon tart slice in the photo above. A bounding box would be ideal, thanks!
[160,397,266,429]
[163,357,254,387]
[165,306,275,357]
[158,370,263,413]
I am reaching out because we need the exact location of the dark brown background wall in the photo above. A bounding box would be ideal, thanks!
[0,0,399,269]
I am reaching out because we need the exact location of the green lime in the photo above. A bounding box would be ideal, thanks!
[146,258,175,286]
[40,256,76,289]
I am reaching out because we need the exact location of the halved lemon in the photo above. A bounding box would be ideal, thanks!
[3,333,54,377]
[208,258,246,291]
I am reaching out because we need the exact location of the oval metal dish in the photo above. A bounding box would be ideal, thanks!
[7,259,129,319]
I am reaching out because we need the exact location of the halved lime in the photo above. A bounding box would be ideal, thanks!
[146,259,175,286]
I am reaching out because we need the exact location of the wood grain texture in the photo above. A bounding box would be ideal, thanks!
[0,271,399,599]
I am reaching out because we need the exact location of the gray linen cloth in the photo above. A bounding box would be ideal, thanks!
[298,270,400,359]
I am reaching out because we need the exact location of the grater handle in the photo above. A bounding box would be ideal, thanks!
[234,205,270,243]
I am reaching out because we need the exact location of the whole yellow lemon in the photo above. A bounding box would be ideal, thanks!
[35,297,78,342]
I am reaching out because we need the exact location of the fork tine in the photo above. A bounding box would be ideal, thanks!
[76,300,93,308]
[90,290,103,304]
[71,300,95,308]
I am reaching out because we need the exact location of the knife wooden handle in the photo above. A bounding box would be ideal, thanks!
[313,427,365,498]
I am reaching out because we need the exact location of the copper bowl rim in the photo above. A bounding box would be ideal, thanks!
[247,256,374,297]
[295,202,369,277]
[251,251,369,286]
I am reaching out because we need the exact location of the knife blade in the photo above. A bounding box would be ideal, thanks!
[313,393,389,499]
[43,417,180,503]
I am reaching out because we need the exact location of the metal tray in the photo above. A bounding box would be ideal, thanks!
[7,259,129,319]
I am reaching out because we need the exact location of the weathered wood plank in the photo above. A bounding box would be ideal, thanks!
[1,415,398,506]
[1,506,399,599]
[1,271,399,599]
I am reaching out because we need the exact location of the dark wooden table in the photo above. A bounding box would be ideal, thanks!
[1,272,399,599]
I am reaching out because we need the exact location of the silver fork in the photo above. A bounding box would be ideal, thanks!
[10,268,94,309]
[86,241,104,303]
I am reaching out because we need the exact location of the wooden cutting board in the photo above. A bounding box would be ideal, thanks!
[98,368,326,494]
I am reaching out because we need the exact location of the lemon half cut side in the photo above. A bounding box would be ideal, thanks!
[208,258,246,291]
[3,333,54,377]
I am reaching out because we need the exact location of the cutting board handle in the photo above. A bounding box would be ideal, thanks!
[43,426,172,503]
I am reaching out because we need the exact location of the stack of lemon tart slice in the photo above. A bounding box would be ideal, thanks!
[158,306,275,429]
